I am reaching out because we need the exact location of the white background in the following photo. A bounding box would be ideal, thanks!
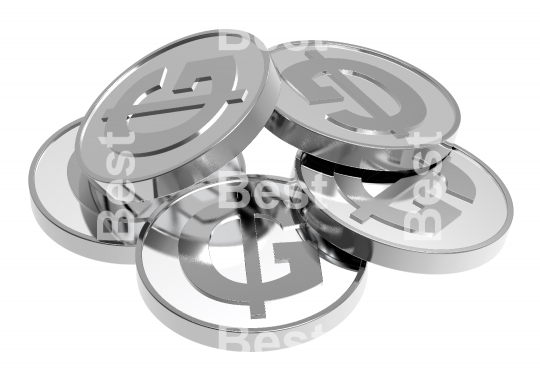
[1,0,539,374]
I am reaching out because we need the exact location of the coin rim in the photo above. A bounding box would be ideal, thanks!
[29,119,135,264]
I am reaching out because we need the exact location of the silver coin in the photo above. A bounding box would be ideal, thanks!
[266,41,460,171]
[137,175,367,351]
[294,145,513,274]
[29,119,245,264]
[77,29,279,201]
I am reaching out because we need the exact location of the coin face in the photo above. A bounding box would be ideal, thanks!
[29,119,245,264]
[266,41,460,171]
[295,145,513,273]
[137,175,367,351]
[76,30,279,195]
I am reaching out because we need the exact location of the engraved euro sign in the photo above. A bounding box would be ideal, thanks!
[101,56,247,156]
[177,203,323,319]
[281,50,427,138]
[335,157,476,235]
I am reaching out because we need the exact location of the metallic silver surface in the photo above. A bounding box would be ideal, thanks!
[266,41,460,171]
[29,119,245,264]
[137,175,367,351]
[297,224,363,271]
[70,152,246,221]
[76,29,279,200]
[295,145,513,273]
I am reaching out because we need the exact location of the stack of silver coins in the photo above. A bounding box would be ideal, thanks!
[29,30,513,352]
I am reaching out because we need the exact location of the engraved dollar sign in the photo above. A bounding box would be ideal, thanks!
[335,157,476,235]
[177,203,323,319]
[101,55,247,156]
[281,50,427,138]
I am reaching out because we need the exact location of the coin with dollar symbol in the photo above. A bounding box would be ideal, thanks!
[137,175,367,351]
[30,29,279,264]
[77,29,279,199]
[266,41,461,172]
[294,145,513,274]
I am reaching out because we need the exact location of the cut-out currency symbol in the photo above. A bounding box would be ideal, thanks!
[281,50,427,138]
[335,157,476,235]
[177,203,323,319]
[102,55,247,156]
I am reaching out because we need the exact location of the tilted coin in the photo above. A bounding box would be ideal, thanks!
[137,175,367,351]
[77,29,279,202]
[294,145,513,274]
[266,41,460,171]
[29,119,245,264]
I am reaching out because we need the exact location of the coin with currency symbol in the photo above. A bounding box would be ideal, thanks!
[136,175,367,351]
[29,30,279,264]
[77,29,279,201]
[294,145,513,274]
[266,41,460,171]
